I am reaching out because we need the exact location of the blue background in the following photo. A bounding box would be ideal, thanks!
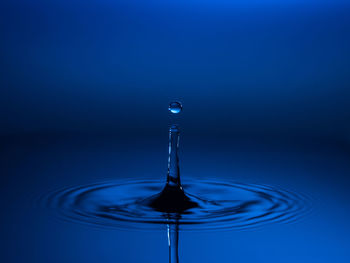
[1,0,350,262]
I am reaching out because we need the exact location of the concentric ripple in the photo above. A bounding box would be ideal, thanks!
[40,180,310,231]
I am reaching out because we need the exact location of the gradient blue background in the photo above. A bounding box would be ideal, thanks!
[1,0,350,262]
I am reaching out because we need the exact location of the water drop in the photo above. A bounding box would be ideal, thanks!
[42,100,310,263]
[169,102,182,114]
[43,101,309,229]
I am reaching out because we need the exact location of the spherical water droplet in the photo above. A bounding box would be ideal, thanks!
[169,102,182,114]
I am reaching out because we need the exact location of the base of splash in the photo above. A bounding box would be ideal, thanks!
[41,179,310,231]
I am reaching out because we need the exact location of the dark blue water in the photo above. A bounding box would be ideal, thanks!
[1,134,350,262]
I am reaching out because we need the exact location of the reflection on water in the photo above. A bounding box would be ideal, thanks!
[168,223,179,263]
[40,180,310,231]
